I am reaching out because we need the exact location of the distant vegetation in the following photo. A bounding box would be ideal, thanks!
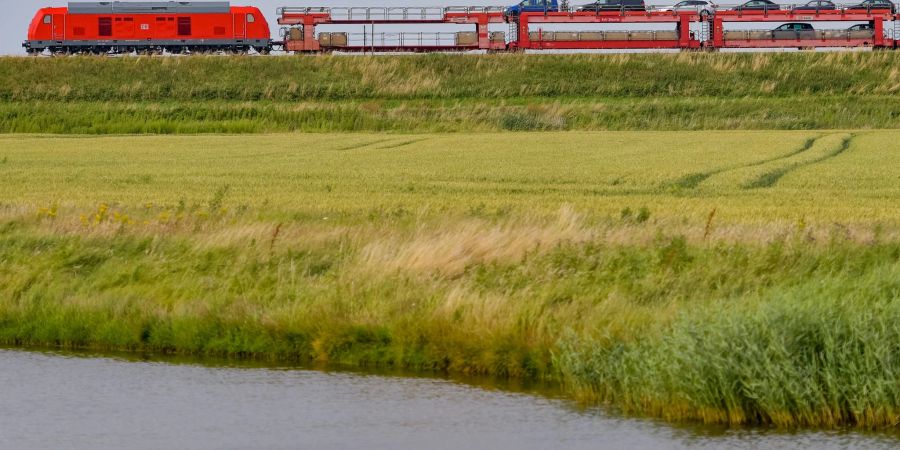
[1,52,898,132]
[1,132,898,427]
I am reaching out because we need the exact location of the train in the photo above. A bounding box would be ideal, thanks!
[23,1,900,54]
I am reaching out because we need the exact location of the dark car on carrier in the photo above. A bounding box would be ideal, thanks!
[792,0,836,11]
[732,0,782,11]
[846,0,896,13]
[577,0,647,12]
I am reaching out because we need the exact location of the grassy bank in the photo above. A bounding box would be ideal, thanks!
[1,52,898,133]
[1,132,899,428]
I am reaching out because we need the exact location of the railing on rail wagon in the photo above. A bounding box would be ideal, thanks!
[722,29,878,40]
[314,31,507,47]
[277,6,506,22]
[278,3,897,21]
[352,32,464,47]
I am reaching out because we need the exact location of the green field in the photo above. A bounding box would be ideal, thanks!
[2,52,899,132]
[1,131,899,428]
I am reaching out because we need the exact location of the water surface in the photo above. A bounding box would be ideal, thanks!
[0,349,896,450]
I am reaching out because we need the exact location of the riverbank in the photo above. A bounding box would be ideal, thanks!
[1,52,898,133]
[1,132,898,428]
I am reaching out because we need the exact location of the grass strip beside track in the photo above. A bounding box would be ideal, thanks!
[1,52,899,133]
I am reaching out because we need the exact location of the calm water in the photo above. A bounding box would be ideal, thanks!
[0,349,896,450]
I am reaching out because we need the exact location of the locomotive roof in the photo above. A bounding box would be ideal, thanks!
[67,2,232,14]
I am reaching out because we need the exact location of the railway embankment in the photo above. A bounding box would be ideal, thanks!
[1,52,898,133]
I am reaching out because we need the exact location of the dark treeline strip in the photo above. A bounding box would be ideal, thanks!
[1,52,898,102]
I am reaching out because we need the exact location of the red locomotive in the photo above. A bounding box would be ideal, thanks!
[24,1,271,54]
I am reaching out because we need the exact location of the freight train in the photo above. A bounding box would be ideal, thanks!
[23,1,900,54]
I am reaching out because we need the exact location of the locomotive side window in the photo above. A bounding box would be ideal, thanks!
[177,17,191,35]
[43,15,51,24]
[247,14,255,23]
[99,17,112,37]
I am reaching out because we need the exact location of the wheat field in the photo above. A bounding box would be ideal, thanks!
[2,131,898,225]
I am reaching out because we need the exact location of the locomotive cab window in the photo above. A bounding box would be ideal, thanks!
[43,15,51,24]
[246,13,255,23]
[177,17,191,35]
[99,17,112,37]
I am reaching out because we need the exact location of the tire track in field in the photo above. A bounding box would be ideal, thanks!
[375,138,431,150]
[333,139,394,151]
[742,134,855,189]
[667,135,821,190]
